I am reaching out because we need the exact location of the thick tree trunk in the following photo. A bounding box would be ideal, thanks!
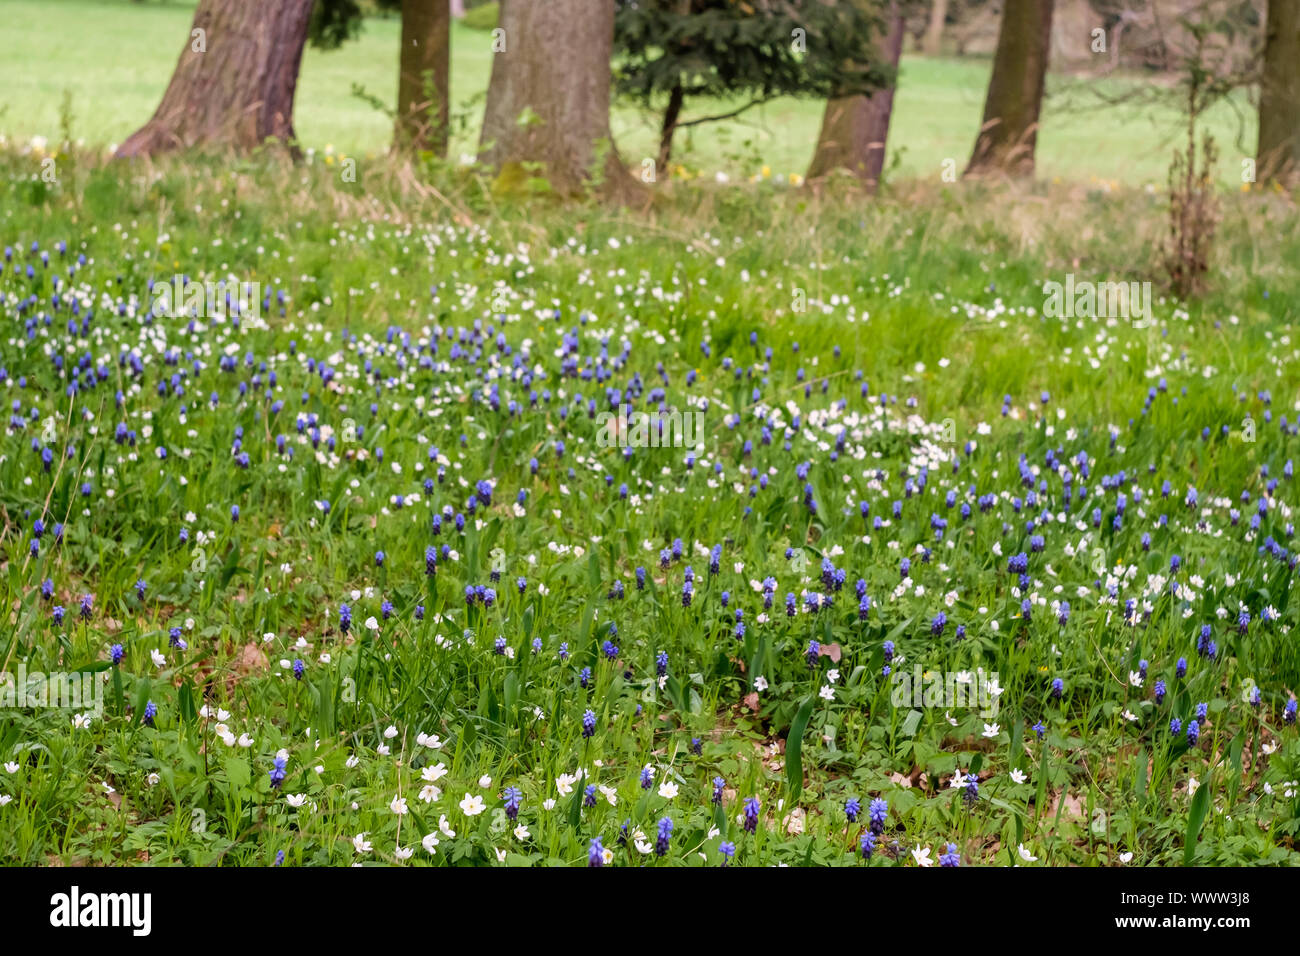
[805,2,905,188]
[922,0,949,57]
[395,0,451,156]
[1258,0,1300,188]
[964,0,1054,178]
[658,85,685,171]
[478,0,635,197]
[116,0,313,158]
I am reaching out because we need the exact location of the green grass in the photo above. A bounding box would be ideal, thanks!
[0,0,1261,185]
[0,0,1296,872]
[0,146,1297,866]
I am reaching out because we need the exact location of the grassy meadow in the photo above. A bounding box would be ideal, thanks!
[0,1,1296,869]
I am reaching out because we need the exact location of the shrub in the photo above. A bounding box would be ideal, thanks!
[463,1,498,31]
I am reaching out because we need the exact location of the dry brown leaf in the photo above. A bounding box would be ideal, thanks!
[235,642,269,676]
[1047,791,1085,820]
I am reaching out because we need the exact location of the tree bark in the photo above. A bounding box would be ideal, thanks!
[964,0,1054,178]
[395,0,451,156]
[478,0,635,198]
[658,85,685,171]
[922,0,949,57]
[1258,0,1300,188]
[116,0,313,158]
[805,2,905,189]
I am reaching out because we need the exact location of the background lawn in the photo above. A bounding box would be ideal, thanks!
[0,0,1260,185]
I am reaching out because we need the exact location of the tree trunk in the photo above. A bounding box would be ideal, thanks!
[805,2,905,189]
[922,0,949,56]
[1258,0,1300,188]
[964,0,1054,178]
[116,0,313,158]
[658,85,685,171]
[395,0,451,156]
[478,0,635,197]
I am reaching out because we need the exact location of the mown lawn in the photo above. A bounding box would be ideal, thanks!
[0,0,1260,185]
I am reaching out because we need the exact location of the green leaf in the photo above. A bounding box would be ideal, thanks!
[111,665,124,717]
[747,634,768,690]
[665,674,684,713]
[785,694,815,802]
[131,675,152,727]
[1228,732,1244,777]
[900,708,923,737]
[503,671,520,714]
[1034,743,1049,820]
[459,719,477,755]
[178,679,197,724]
[224,756,251,793]
[883,616,913,644]
[1184,777,1211,866]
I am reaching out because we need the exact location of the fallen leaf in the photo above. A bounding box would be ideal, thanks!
[1048,791,1085,820]
[235,642,269,676]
